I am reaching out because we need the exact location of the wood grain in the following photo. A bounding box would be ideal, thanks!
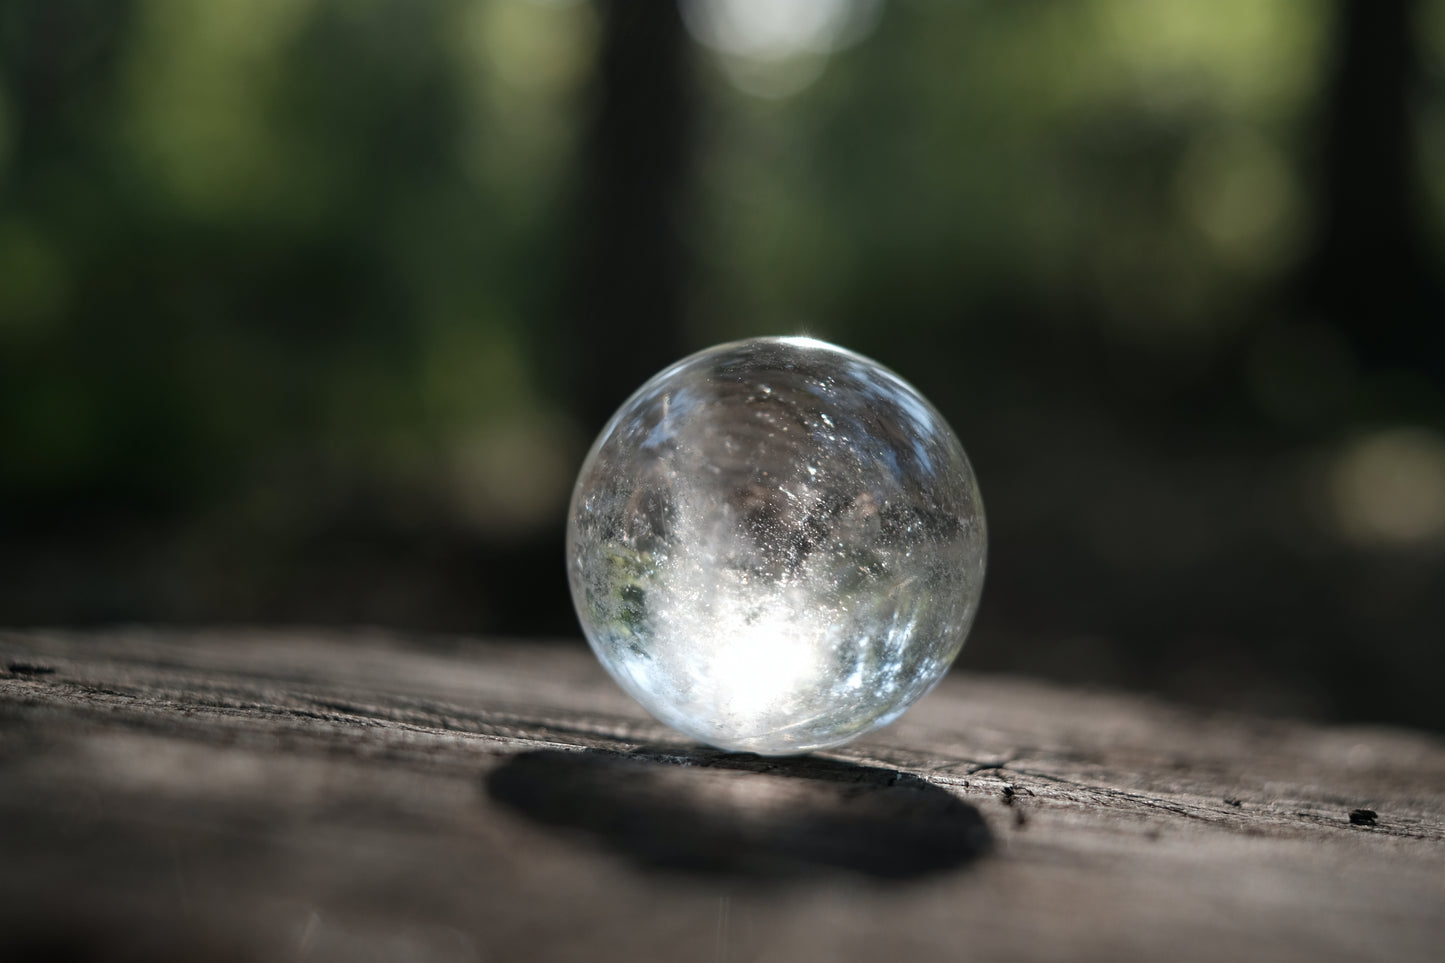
[1,627,1441,962]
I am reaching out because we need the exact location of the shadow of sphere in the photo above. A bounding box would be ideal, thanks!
[485,748,991,880]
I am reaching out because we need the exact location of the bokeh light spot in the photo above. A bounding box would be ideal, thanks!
[681,0,882,98]
[1330,428,1445,548]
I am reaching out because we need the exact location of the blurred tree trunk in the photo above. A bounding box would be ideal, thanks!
[0,0,135,180]
[562,0,696,431]
[1304,0,1443,389]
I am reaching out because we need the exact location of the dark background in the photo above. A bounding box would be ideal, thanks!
[2,0,1443,729]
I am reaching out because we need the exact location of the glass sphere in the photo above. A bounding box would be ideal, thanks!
[566,337,986,754]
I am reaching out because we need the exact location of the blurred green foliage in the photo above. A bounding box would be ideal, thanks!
[2,0,1444,725]
[1,0,584,520]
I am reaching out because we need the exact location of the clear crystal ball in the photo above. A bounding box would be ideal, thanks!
[566,337,987,754]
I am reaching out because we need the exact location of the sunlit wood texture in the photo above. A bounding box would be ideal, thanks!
[2,628,1441,962]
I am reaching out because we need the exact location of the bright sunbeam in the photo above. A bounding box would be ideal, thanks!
[680,0,883,98]
[686,597,835,724]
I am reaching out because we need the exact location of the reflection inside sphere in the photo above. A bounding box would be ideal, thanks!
[567,337,986,754]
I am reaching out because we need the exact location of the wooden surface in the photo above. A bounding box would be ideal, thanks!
[1,627,1442,962]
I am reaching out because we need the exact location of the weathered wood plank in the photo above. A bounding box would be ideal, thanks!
[1,628,1442,962]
